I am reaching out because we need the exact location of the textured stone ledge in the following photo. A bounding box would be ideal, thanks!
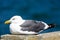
[0,31,60,40]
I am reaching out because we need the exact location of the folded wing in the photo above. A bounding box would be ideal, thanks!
[20,20,46,32]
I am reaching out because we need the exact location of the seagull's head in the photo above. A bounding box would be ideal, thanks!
[5,15,23,24]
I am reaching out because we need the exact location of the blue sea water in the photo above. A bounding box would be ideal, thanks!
[0,0,60,35]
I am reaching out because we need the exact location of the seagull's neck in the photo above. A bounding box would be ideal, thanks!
[19,20,25,25]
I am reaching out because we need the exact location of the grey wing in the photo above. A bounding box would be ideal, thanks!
[20,20,36,27]
[21,21,46,32]
[28,21,45,32]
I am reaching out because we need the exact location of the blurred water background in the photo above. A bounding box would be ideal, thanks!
[0,0,60,35]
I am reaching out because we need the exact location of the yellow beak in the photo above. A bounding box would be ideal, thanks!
[4,20,11,24]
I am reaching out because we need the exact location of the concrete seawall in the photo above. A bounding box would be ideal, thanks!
[0,31,60,40]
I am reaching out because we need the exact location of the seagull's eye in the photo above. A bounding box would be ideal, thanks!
[12,18,15,20]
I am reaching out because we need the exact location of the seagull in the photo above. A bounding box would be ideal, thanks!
[4,15,55,34]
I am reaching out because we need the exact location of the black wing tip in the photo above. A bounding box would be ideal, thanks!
[48,23,56,28]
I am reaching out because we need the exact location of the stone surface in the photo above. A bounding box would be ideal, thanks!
[0,31,60,40]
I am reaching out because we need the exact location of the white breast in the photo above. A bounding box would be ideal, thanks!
[10,23,22,34]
